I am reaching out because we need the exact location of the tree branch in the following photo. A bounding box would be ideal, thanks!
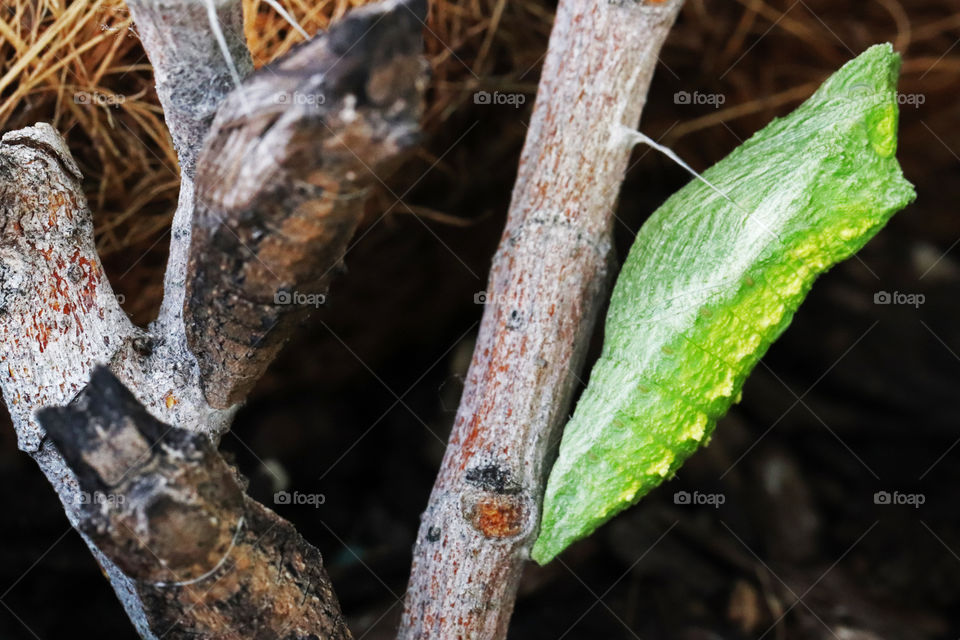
[1,0,428,635]
[0,124,136,454]
[126,0,252,180]
[38,367,352,640]
[0,123,160,637]
[183,0,428,408]
[399,1,685,638]
[126,0,252,384]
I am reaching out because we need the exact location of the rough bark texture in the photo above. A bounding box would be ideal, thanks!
[400,1,685,638]
[125,0,253,346]
[0,124,160,637]
[0,125,136,456]
[184,0,428,408]
[38,368,352,640]
[126,0,252,180]
[0,0,428,636]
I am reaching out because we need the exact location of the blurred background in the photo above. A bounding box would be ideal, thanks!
[1,0,958,638]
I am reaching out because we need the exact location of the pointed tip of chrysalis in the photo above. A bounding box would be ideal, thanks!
[806,43,905,159]
[531,467,592,565]
[530,539,555,565]
[814,42,901,102]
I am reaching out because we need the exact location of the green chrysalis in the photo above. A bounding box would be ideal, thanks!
[532,43,916,564]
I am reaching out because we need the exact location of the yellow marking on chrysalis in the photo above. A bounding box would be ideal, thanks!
[729,333,763,362]
[617,480,644,504]
[705,371,737,402]
[765,261,811,298]
[790,246,830,272]
[648,453,674,478]
[683,413,709,441]
[868,103,898,158]
[753,302,787,331]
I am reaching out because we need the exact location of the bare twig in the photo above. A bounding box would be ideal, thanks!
[399,1,685,638]
[125,0,253,179]
[126,0,252,402]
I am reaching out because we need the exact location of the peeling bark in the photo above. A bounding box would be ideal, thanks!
[400,2,685,638]
[38,368,352,640]
[184,0,428,408]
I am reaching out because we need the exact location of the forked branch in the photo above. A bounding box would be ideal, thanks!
[0,0,428,636]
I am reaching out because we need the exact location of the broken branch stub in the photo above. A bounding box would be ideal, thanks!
[184,0,429,408]
[38,368,353,640]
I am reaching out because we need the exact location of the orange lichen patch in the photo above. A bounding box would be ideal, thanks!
[24,236,105,352]
[464,494,525,539]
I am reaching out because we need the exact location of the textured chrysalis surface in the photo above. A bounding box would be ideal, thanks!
[532,44,916,564]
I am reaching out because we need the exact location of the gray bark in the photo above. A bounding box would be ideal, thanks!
[400,1,686,638]
[0,0,427,636]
